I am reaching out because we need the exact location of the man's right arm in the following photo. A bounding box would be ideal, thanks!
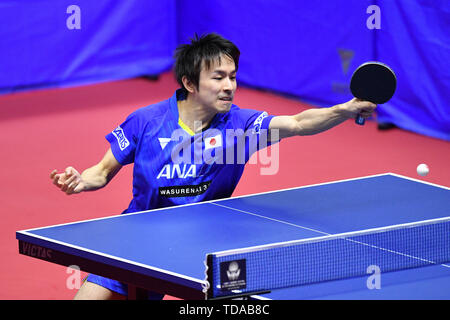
[50,148,122,195]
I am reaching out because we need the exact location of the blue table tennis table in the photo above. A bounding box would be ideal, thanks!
[16,173,450,299]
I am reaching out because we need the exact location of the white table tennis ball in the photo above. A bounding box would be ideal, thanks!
[417,163,429,176]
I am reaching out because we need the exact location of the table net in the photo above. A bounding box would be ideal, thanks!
[204,217,450,299]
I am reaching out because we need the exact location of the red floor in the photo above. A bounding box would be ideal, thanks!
[1,72,449,299]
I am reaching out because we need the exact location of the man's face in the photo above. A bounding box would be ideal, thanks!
[194,54,237,114]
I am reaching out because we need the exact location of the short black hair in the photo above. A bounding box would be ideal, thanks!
[174,33,240,96]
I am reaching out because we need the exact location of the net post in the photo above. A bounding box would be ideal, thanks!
[204,254,214,300]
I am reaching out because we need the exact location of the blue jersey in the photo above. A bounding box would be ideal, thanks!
[106,89,277,213]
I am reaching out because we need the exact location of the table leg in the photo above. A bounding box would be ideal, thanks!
[127,285,148,300]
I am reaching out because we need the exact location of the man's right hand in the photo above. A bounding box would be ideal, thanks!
[50,167,85,195]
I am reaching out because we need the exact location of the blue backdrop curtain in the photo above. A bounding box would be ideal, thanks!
[0,0,176,93]
[178,1,373,106]
[1,0,448,140]
[375,0,450,141]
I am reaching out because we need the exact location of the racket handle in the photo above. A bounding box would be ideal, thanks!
[355,115,365,125]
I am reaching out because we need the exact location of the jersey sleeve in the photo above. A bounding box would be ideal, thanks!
[105,111,141,165]
[245,110,274,135]
[232,108,280,163]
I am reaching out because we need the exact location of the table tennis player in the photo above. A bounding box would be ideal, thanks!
[49,33,375,300]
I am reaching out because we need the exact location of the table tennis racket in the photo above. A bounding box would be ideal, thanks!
[350,62,397,125]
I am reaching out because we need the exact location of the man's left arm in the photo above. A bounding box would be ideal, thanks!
[268,98,376,140]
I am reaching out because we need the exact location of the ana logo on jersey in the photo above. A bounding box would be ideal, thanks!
[157,163,213,179]
[157,163,195,179]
